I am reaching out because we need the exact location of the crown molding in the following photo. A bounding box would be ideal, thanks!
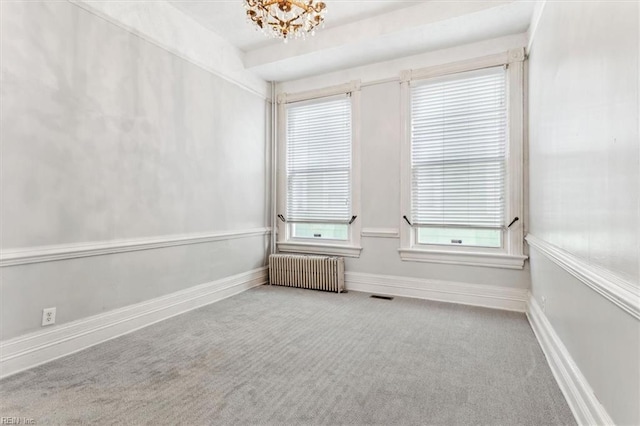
[69,0,269,98]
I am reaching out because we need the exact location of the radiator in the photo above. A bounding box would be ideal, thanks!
[268,254,345,293]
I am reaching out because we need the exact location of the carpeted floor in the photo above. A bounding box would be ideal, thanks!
[0,285,575,425]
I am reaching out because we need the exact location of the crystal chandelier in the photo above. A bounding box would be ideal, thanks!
[245,0,327,42]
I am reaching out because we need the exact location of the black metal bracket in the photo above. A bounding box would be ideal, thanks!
[277,214,357,225]
[508,217,519,228]
[403,215,413,227]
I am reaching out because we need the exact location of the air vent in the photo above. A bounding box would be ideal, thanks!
[370,294,394,300]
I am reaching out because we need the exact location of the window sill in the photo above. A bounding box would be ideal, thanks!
[277,242,362,258]
[398,248,527,269]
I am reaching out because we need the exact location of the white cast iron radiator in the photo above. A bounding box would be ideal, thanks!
[268,254,345,293]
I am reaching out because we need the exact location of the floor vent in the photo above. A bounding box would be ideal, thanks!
[370,294,394,300]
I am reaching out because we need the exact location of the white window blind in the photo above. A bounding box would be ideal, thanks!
[410,66,507,229]
[286,96,352,223]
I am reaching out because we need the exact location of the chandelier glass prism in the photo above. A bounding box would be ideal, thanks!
[245,0,327,42]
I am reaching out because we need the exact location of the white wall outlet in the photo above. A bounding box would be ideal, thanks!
[541,296,547,313]
[42,307,56,326]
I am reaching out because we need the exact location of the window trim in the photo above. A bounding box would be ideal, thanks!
[399,49,527,269]
[276,81,362,257]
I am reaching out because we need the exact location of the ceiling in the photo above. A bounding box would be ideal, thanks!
[169,0,420,51]
[168,0,535,82]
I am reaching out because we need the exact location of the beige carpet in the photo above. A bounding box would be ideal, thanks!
[0,285,575,425]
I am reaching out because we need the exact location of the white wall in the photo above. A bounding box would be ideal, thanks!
[278,35,531,292]
[0,1,269,340]
[527,1,640,424]
[529,2,639,283]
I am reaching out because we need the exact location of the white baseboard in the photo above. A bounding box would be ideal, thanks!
[0,267,268,379]
[345,272,528,312]
[526,295,614,426]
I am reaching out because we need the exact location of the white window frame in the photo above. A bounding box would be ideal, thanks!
[399,49,527,269]
[276,81,362,258]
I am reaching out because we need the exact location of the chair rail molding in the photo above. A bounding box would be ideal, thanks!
[0,228,271,267]
[346,271,528,312]
[0,267,268,379]
[526,234,640,320]
[527,295,614,426]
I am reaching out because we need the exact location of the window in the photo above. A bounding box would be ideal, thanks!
[287,96,351,240]
[277,83,361,257]
[400,51,526,269]
[412,67,506,248]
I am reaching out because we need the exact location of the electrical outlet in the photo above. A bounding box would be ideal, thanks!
[541,296,547,313]
[42,307,56,326]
